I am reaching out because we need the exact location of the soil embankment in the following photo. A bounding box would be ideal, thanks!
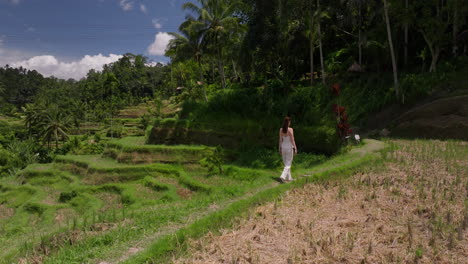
[390,95,468,140]
[366,95,468,140]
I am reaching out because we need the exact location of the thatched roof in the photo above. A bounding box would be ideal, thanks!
[347,62,363,72]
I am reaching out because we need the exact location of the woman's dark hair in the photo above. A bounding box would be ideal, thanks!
[282,117,290,134]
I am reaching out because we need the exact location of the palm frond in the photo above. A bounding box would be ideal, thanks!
[182,2,202,15]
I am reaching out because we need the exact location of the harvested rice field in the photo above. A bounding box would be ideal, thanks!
[174,140,468,264]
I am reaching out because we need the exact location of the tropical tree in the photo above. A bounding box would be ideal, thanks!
[22,104,47,137]
[167,20,208,101]
[40,106,72,149]
[316,0,326,84]
[306,0,329,85]
[182,0,243,89]
[383,0,399,97]
[412,0,450,72]
[338,0,378,67]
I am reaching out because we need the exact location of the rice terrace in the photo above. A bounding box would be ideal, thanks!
[0,0,467,264]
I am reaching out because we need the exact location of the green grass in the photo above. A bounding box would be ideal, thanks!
[0,135,383,264]
[0,139,274,263]
[107,136,210,152]
[104,136,211,164]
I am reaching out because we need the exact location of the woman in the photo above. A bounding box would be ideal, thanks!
[279,116,297,183]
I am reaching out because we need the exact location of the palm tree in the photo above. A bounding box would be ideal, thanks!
[40,106,72,149]
[22,103,47,137]
[306,0,328,86]
[404,0,409,65]
[167,20,208,101]
[316,0,326,84]
[343,0,364,66]
[383,0,399,98]
[182,0,243,89]
[0,81,5,95]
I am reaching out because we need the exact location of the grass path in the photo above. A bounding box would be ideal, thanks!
[299,139,384,177]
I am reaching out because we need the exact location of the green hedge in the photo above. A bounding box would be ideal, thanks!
[147,119,340,155]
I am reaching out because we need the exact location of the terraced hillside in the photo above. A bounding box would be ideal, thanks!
[0,135,383,264]
[0,136,270,263]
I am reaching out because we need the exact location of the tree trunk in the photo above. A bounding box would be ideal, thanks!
[317,0,325,84]
[55,130,59,150]
[404,0,408,66]
[429,46,440,72]
[310,34,315,86]
[383,0,399,98]
[422,33,440,72]
[358,1,362,66]
[218,47,226,89]
[452,0,458,57]
[358,29,362,66]
[211,60,216,82]
[231,59,242,82]
[198,60,208,102]
[310,1,315,86]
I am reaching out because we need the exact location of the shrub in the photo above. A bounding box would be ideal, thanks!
[106,122,124,138]
[59,190,78,203]
[199,146,224,174]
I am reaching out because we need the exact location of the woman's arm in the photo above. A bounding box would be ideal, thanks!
[290,128,297,154]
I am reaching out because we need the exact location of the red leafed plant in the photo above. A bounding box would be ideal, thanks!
[331,83,341,96]
[331,84,352,141]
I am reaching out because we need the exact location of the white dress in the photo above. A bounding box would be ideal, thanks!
[280,134,294,181]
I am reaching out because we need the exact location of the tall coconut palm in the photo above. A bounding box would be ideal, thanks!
[22,103,47,137]
[305,0,325,86]
[167,20,208,101]
[40,106,72,149]
[404,0,409,65]
[182,0,243,89]
[383,0,399,98]
[316,0,326,84]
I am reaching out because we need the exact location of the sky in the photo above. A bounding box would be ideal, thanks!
[0,0,187,80]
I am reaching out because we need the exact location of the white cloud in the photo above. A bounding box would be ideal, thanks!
[10,54,123,80]
[147,32,174,56]
[119,0,133,11]
[140,4,147,14]
[152,18,162,29]
[145,61,165,67]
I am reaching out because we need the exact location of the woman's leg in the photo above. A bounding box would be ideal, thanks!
[280,148,293,181]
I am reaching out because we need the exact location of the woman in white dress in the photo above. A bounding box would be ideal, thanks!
[279,117,297,182]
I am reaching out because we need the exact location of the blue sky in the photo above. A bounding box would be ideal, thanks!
[0,0,187,79]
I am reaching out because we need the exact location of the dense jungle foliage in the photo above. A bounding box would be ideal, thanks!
[1,0,467,176]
